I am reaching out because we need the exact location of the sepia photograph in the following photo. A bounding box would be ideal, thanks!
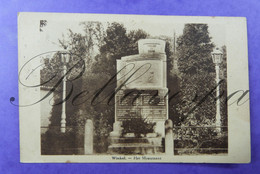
[18,13,250,163]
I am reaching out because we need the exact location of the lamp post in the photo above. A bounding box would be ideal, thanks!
[211,48,223,132]
[60,51,70,133]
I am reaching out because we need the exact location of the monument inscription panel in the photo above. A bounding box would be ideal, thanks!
[115,90,167,121]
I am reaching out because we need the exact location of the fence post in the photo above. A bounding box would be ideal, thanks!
[165,119,174,155]
[84,119,93,155]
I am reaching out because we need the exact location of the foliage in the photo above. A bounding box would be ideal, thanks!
[174,127,228,155]
[41,22,105,154]
[41,92,78,155]
[40,53,63,88]
[41,128,77,155]
[175,24,216,125]
[177,24,215,75]
[173,24,228,153]
[121,116,156,138]
[92,23,149,76]
[219,45,228,126]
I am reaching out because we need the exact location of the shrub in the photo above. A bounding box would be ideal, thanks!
[121,116,156,138]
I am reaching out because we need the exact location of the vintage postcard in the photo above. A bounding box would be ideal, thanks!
[17,13,250,163]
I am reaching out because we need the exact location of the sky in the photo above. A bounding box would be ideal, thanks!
[40,19,226,54]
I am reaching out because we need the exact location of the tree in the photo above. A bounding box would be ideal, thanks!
[219,45,227,128]
[174,24,228,154]
[175,24,216,125]
[93,23,149,76]
[177,24,215,75]
[41,22,105,155]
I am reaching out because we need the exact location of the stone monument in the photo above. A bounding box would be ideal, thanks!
[108,39,168,154]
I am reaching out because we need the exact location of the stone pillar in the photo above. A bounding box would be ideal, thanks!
[155,121,165,137]
[109,121,122,137]
[84,119,93,155]
[165,119,174,155]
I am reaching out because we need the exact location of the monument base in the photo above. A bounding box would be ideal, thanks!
[108,136,163,155]
[108,122,164,155]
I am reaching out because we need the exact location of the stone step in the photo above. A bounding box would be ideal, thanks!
[108,143,163,155]
[109,137,149,144]
[109,137,162,144]
[109,143,159,148]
